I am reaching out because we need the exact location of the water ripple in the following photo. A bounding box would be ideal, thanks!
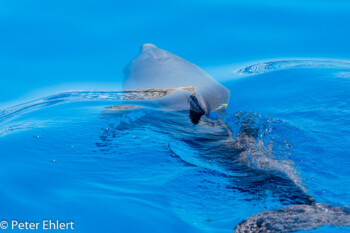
[234,59,350,75]
[0,87,195,124]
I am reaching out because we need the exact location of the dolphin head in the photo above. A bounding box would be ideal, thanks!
[123,43,230,123]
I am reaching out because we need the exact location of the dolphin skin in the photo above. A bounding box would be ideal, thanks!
[112,44,350,232]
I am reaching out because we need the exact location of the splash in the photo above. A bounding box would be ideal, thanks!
[226,112,305,192]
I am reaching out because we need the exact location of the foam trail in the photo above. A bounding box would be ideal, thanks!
[235,59,350,75]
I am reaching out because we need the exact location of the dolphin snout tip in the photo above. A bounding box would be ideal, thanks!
[141,43,157,52]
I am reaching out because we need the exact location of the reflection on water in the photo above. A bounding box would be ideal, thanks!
[0,66,350,233]
[0,86,196,124]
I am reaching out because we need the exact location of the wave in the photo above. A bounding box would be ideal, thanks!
[234,59,350,75]
[0,87,195,124]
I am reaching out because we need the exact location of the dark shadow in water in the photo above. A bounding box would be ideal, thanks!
[97,108,313,201]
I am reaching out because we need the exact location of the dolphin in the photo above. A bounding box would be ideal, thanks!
[103,44,350,232]
[122,43,230,124]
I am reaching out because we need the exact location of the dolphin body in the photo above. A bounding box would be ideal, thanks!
[108,44,350,232]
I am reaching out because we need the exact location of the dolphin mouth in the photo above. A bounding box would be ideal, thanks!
[188,94,208,124]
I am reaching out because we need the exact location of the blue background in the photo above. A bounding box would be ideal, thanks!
[1,0,350,104]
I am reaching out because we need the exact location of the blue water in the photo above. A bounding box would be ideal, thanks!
[1,1,350,233]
